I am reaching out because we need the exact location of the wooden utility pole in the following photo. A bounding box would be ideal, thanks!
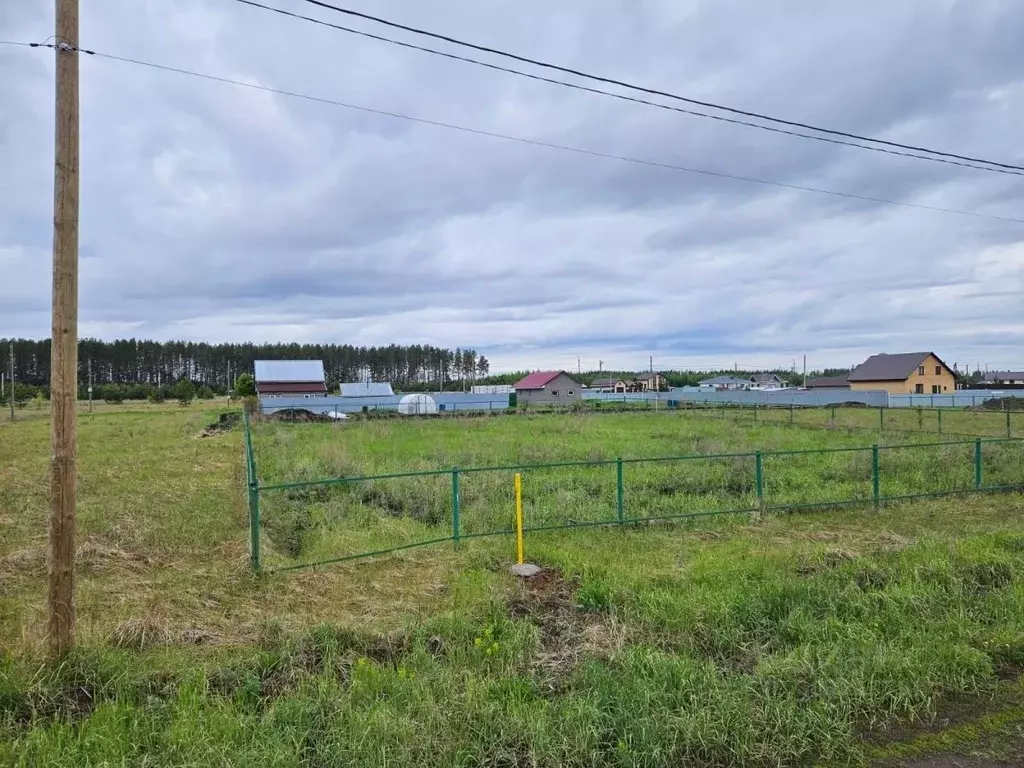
[8,342,14,421]
[48,0,80,656]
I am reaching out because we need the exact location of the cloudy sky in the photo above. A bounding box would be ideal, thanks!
[1,0,1022,373]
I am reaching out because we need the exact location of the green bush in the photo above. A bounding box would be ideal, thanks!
[234,373,256,398]
[174,379,196,407]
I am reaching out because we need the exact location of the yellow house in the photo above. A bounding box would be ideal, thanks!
[847,352,957,395]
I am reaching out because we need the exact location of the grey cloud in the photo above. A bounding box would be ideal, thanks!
[2,0,1024,370]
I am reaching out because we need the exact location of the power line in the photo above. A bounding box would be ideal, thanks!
[291,0,1024,174]
[6,40,1024,225]
[224,1,1024,178]
[225,1,1024,178]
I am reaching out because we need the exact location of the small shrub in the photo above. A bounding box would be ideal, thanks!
[174,379,196,407]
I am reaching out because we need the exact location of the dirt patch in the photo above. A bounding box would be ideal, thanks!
[265,409,333,423]
[198,411,241,437]
[507,568,623,689]
[865,681,1024,768]
[995,663,1022,683]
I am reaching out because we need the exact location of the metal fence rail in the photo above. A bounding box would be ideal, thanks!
[242,411,1024,573]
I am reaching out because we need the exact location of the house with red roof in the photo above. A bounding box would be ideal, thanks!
[513,370,583,406]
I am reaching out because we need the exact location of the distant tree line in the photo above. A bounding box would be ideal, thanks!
[0,338,490,402]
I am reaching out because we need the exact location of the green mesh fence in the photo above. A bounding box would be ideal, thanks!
[243,411,1024,573]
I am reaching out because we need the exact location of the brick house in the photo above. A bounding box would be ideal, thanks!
[513,371,583,406]
[846,352,957,395]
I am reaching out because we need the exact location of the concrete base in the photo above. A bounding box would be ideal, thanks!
[510,563,542,578]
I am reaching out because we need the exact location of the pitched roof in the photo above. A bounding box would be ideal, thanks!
[847,352,955,382]
[254,359,325,383]
[591,378,625,388]
[752,373,783,384]
[514,371,579,389]
[636,371,664,381]
[805,376,851,388]
[339,382,394,397]
[988,371,1024,380]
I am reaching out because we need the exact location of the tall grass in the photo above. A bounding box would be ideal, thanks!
[4,527,1024,766]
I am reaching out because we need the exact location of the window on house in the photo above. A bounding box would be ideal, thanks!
[932,385,940,394]
[551,390,558,397]
[567,390,575,396]
[915,384,924,394]
[918,366,925,375]
[935,365,942,375]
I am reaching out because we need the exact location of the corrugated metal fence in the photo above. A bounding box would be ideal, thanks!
[586,388,1020,409]
[260,392,510,415]
[889,390,1021,408]
[596,389,889,407]
[260,388,1020,416]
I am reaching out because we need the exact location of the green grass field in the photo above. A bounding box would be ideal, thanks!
[590,401,1021,441]
[250,411,1024,572]
[2,406,1024,766]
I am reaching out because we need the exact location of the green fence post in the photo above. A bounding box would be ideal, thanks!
[1008,411,1012,439]
[755,451,764,512]
[451,468,461,544]
[938,409,943,435]
[250,484,261,572]
[879,407,884,430]
[872,444,880,509]
[974,438,983,489]
[831,405,836,423]
[917,407,923,431]
[243,409,260,573]
[616,458,625,524]
[754,403,758,423]
[789,403,794,424]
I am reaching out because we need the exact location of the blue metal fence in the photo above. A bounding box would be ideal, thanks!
[260,392,511,415]
[587,388,1019,409]
[261,388,1019,416]
[889,390,1020,408]
[585,389,888,407]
